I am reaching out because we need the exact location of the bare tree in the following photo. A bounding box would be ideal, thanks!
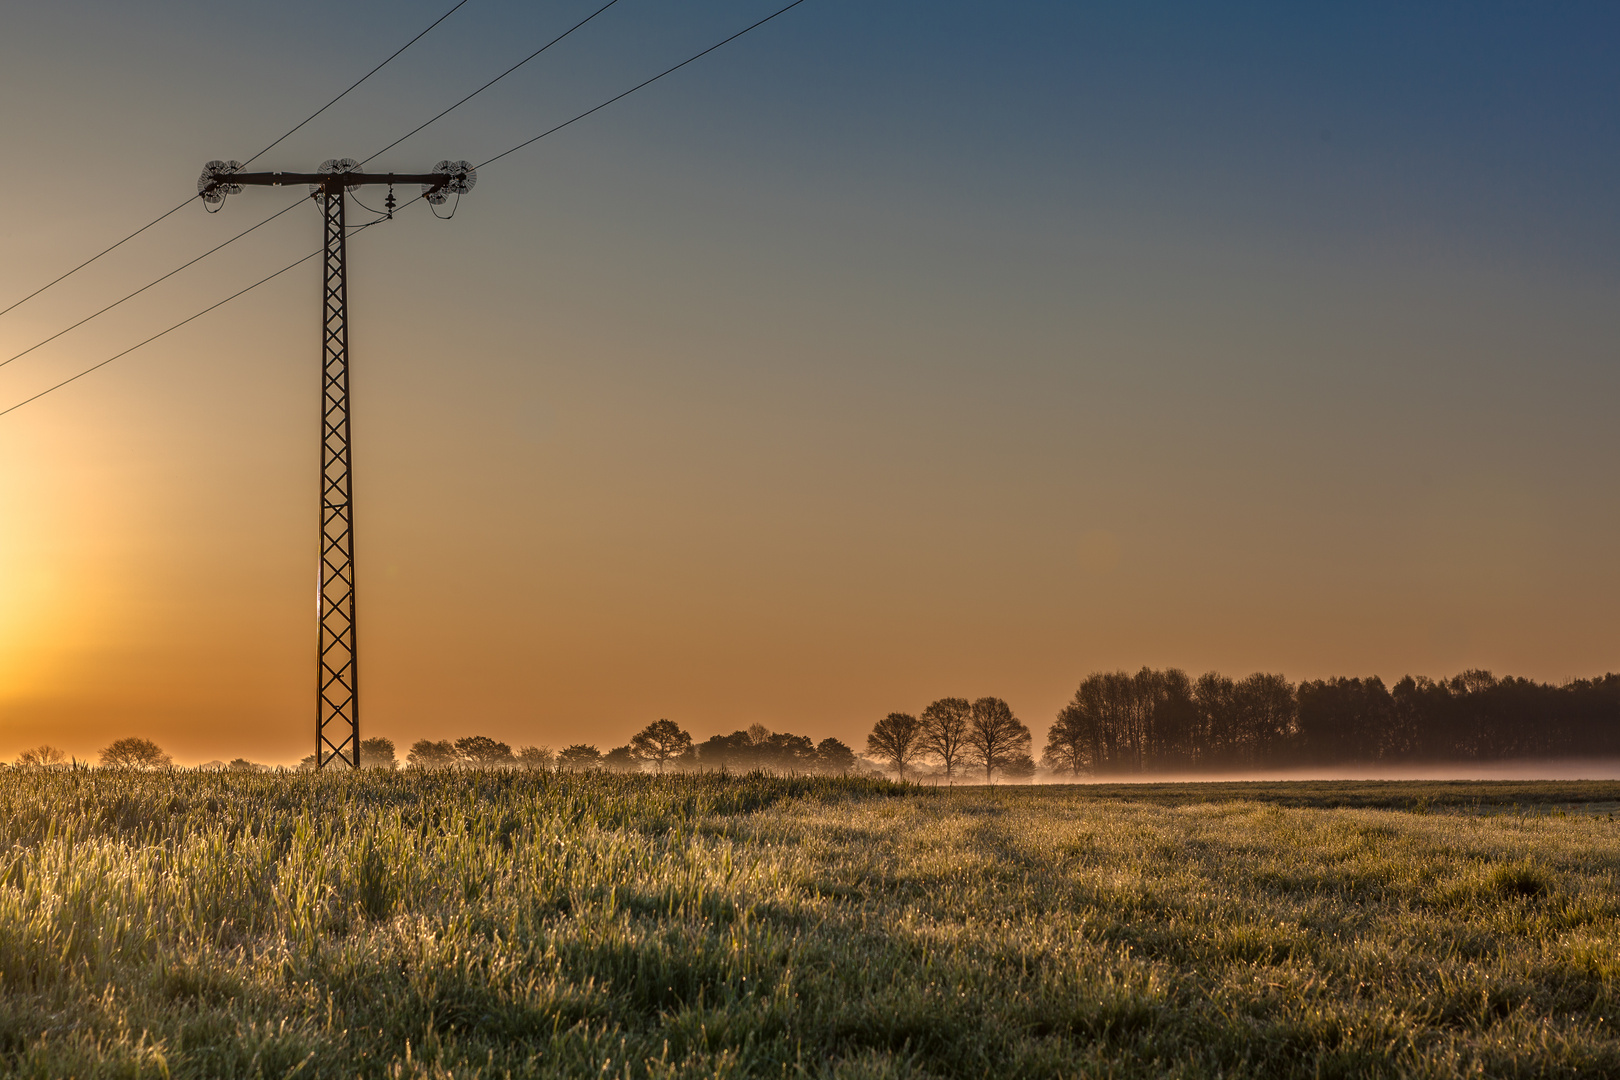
[17,745,66,768]
[100,737,171,770]
[966,697,1031,783]
[630,719,692,773]
[918,698,971,781]
[866,712,923,778]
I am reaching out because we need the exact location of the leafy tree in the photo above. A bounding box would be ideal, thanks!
[100,737,171,770]
[407,739,457,769]
[866,712,923,778]
[630,719,692,772]
[965,697,1031,783]
[454,735,515,767]
[359,737,397,770]
[759,732,817,772]
[918,698,971,781]
[557,744,602,771]
[515,745,554,771]
[694,731,755,770]
[815,737,857,774]
[226,758,259,772]
[16,745,66,768]
[603,745,640,772]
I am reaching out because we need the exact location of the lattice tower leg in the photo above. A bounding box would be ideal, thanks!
[316,187,359,769]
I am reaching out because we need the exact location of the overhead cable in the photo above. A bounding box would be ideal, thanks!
[361,0,623,165]
[477,0,808,170]
[0,0,473,318]
[243,0,474,168]
[0,0,813,418]
[0,224,384,419]
[0,199,304,372]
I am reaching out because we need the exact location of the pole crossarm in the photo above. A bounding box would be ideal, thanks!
[213,172,450,189]
[197,159,476,207]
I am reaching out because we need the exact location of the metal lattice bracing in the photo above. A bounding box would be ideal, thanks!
[195,159,460,771]
[316,187,359,769]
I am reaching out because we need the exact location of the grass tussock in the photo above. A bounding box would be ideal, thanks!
[1,770,1619,1078]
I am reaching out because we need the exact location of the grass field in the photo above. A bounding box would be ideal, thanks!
[3,771,1620,1078]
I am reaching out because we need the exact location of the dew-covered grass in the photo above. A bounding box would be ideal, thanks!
[2,770,1619,1078]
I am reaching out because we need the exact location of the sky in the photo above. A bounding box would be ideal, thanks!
[1,1,1618,765]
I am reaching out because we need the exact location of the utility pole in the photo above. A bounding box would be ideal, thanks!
[198,157,475,769]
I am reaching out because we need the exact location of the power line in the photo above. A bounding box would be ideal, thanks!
[0,228,383,420]
[361,0,623,166]
[0,198,303,373]
[244,0,474,168]
[0,0,814,418]
[0,0,472,319]
[477,0,808,170]
[0,198,195,320]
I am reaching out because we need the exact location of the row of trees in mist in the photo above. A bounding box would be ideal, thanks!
[1038,668,1620,774]
[378,720,860,775]
[865,697,1034,782]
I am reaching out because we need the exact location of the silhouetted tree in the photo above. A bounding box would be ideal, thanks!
[693,726,819,773]
[100,737,171,770]
[966,697,1031,783]
[1042,704,1093,776]
[359,736,397,770]
[407,739,457,769]
[630,719,692,772]
[557,744,602,771]
[454,735,515,767]
[226,758,259,772]
[515,745,554,771]
[603,745,639,772]
[866,712,923,778]
[918,698,971,781]
[16,745,66,768]
[815,737,857,773]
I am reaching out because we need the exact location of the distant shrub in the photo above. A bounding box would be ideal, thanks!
[407,739,457,769]
[359,737,397,770]
[454,735,515,767]
[603,745,640,772]
[557,744,603,771]
[515,745,554,771]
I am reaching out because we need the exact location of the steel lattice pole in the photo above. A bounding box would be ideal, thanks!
[316,187,359,769]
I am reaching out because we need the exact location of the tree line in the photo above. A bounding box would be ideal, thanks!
[1038,668,1620,775]
[402,720,860,775]
[13,667,1620,776]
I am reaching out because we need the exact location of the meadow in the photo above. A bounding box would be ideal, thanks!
[2,770,1619,1078]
